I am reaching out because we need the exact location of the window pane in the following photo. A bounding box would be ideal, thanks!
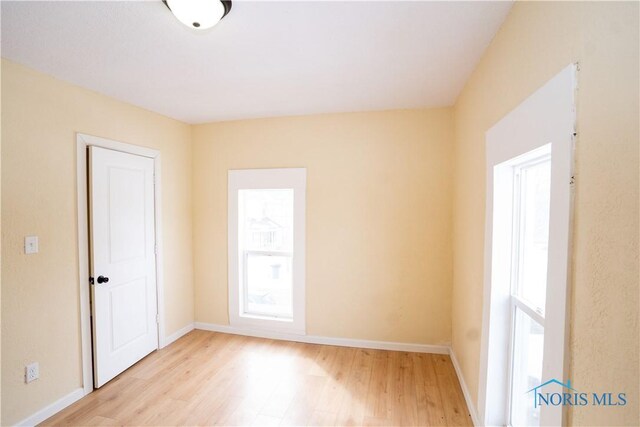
[239,189,294,318]
[240,189,293,252]
[510,308,544,427]
[515,159,551,312]
[246,253,293,318]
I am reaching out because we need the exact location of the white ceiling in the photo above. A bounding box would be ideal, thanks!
[1,1,512,124]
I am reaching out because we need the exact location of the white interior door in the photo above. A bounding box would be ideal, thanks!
[89,146,158,388]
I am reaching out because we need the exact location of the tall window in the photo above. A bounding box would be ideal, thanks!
[239,189,294,318]
[480,65,574,427]
[507,147,551,426]
[228,168,306,334]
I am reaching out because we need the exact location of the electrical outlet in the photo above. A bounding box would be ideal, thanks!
[24,236,39,254]
[25,362,39,383]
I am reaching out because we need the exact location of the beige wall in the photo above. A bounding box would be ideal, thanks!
[1,60,195,425]
[452,2,639,426]
[192,109,454,345]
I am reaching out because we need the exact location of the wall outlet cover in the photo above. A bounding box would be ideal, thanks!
[25,362,39,383]
[25,236,39,254]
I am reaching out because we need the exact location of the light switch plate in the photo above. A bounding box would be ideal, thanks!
[25,236,39,254]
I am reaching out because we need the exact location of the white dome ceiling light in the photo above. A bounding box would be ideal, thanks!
[163,0,232,30]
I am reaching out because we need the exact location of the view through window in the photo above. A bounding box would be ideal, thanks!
[239,189,294,319]
[508,150,551,427]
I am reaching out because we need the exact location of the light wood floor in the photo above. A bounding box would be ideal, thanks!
[42,330,472,426]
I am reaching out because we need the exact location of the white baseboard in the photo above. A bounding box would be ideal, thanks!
[194,322,449,354]
[161,322,195,348]
[449,348,480,426]
[15,387,85,427]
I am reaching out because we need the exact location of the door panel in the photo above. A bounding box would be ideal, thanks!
[89,146,158,388]
[109,278,149,350]
[108,166,147,263]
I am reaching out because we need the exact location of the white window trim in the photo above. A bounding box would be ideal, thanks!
[478,64,576,427]
[228,168,306,335]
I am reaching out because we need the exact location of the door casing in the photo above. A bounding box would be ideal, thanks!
[76,133,165,395]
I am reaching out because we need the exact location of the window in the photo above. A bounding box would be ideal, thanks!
[506,147,551,426]
[228,168,306,334]
[479,64,575,427]
[240,189,293,319]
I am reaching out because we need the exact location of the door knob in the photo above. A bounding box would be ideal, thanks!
[97,275,110,284]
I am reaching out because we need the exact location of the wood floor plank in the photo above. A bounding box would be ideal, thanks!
[309,344,339,377]
[307,410,338,426]
[280,374,326,426]
[400,352,419,425]
[253,414,282,426]
[385,350,403,425]
[335,348,375,426]
[362,416,394,426]
[40,331,470,427]
[84,415,118,426]
[411,353,448,425]
[412,352,438,387]
[434,355,473,426]
[364,349,390,420]
[314,346,358,414]
[424,384,449,426]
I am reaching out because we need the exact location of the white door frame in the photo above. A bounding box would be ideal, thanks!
[76,133,165,395]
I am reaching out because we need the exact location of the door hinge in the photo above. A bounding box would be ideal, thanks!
[154,243,158,254]
[156,314,160,324]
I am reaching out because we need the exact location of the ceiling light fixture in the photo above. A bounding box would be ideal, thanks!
[163,0,232,30]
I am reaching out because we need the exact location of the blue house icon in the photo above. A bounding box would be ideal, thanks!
[527,378,578,395]
[527,379,579,408]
